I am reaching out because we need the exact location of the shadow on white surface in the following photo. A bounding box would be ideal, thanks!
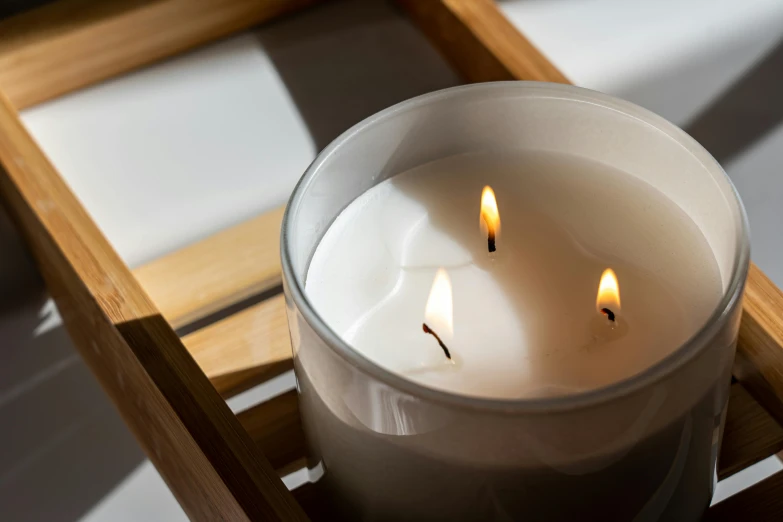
[77,462,186,522]
[0,211,147,522]
[499,0,783,127]
[686,39,783,165]
[684,39,783,287]
[18,0,460,269]
[20,32,317,268]
[254,0,460,151]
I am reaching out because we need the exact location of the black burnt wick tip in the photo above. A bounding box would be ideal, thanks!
[422,323,452,360]
[600,308,616,322]
[483,215,497,254]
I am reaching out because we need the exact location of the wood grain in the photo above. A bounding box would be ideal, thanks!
[0,0,321,110]
[238,390,304,472]
[397,0,569,84]
[734,264,783,425]
[182,293,293,398]
[704,471,783,522]
[134,206,285,330]
[0,90,306,520]
[291,481,337,521]
[719,382,783,479]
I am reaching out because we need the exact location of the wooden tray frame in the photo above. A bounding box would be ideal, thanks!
[2,1,783,520]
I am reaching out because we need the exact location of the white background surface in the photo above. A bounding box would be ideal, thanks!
[501,0,783,126]
[2,0,783,520]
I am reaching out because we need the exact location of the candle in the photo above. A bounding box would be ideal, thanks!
[282,83,749,521]
[305,150,723,399]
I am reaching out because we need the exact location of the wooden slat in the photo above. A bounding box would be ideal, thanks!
[134,207,285,330]
[0,0,321,110]
[720,382,783,479]
[182,293,293,398]
[0,91,306,520]
[734,264,783,425]
[291,481,336,521]
[396,0,569,84]
[238,390,304,472]
[705,471,783,522]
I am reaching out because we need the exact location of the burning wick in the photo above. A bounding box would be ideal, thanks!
[480,186,500,254]
[596,268,621,325]
[422,323,452,359]
[486,225,496,253]
[424,268,454,361]
[592,269,627,340]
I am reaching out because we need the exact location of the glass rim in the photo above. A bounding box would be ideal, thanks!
[281,81,751,414]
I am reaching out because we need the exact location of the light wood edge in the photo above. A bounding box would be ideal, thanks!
[0,91,307,520]
[238,390,304,471]
[734,264,783,424]
[705,470,783,521]
[0,0,323,110]
[134,207,285,330]
[396,0,569,84]
[719,382,783,480]
[182,293,293,398]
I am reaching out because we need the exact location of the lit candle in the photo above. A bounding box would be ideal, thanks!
[284,83,749,521]
[421,268,454,361]
[306,151,722,399]
[597,268,621,322]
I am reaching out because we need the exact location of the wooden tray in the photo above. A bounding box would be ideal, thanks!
[2,1,783,520]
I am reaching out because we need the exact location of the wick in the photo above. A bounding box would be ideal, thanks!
[483,216,496,253]
[422,323,452,359]
[600,308,616,322]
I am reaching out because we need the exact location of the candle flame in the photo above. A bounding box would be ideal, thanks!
[596,268,621,312]
[424,268,453,337]
[480,185,500,239]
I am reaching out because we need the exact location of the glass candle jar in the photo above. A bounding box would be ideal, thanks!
[281,82,749,521]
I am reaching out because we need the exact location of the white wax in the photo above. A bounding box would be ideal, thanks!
[306,150,722,399]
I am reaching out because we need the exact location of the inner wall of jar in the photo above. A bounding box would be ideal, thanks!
[287,83,744,297]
